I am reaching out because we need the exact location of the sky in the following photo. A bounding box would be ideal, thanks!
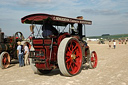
[0,0,128,37]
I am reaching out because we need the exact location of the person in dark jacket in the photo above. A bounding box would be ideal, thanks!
[42,20,58,37]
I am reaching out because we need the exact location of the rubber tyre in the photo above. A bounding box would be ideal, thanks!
[57,37,83,76]
[0,52,10,69]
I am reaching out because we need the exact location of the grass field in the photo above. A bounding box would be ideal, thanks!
[87,34,128,40]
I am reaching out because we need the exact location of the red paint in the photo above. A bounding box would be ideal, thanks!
[33,38,58,69]
[21,13,92,25]
[65,39,82,75]
[57,33,70,45]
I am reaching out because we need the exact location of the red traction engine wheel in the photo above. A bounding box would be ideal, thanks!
[58,37,83,76]
[0,52,10,69]
[89,51,98,69]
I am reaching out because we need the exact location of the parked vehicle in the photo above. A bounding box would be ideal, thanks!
[0,30,30,69]
[21,13,98,76]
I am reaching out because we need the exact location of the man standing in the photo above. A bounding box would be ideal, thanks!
[113,40,116,49]
[17,41,24,67]
[108,41,111,48]
[24,43,29,65]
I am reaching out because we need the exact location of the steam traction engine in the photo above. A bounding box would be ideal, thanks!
[21,13,98,76]
[0,29,24,69]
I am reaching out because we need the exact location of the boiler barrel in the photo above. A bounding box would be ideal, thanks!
[0,43,13,53]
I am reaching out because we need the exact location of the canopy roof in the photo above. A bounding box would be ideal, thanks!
[21,13,92,26]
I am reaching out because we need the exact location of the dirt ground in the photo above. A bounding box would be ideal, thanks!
[0,42,128,85]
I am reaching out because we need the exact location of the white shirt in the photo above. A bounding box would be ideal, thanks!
[17,45,23,54]
[24,46,29,54]
[113,42,116,45]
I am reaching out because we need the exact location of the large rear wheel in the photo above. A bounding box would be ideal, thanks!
[58,37,83,76]
[0,52,10,69]
[14,32,24,40]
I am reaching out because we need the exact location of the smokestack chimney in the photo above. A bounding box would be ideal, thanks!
[77,16,83,20]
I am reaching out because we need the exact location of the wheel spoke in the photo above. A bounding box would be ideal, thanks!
[74,48,79,53]
[92,53,94,57]
[91,62,94,65]
[91,57,94,62]
[74,62,78,67]
[73,44,78,51]
[68,47,71,52]
[70,62,78,73]
[74,46,78,50]
[67,61,72,70]
[66,58,71,63]
[75,53,79,57]
[75,50,80,57]
[70,65,73,71]
[69,41,72,50]
[66,51,71,57]
[66,56,70,59]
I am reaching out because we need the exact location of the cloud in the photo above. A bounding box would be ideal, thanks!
[124,12,128,16]
[0,0,128,36]
[18,0,51,6]
[16,0,78,7]
[81,9,120,15]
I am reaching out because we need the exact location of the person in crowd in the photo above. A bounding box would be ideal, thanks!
[17,41,24,67]
[125,40,127,44]
[113,40,116,49]
[24,43,29,65]
[108,40,111,48]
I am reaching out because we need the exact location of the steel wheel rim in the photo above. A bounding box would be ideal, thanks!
[2,53,10,68]
[65,39,82,75]
[91,51,97,68]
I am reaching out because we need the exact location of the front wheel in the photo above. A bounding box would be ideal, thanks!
[57,37,83,76]
[0,52,10,69]
[30,58,52,74]
[89,51,98,69]
[30,58,41,74]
